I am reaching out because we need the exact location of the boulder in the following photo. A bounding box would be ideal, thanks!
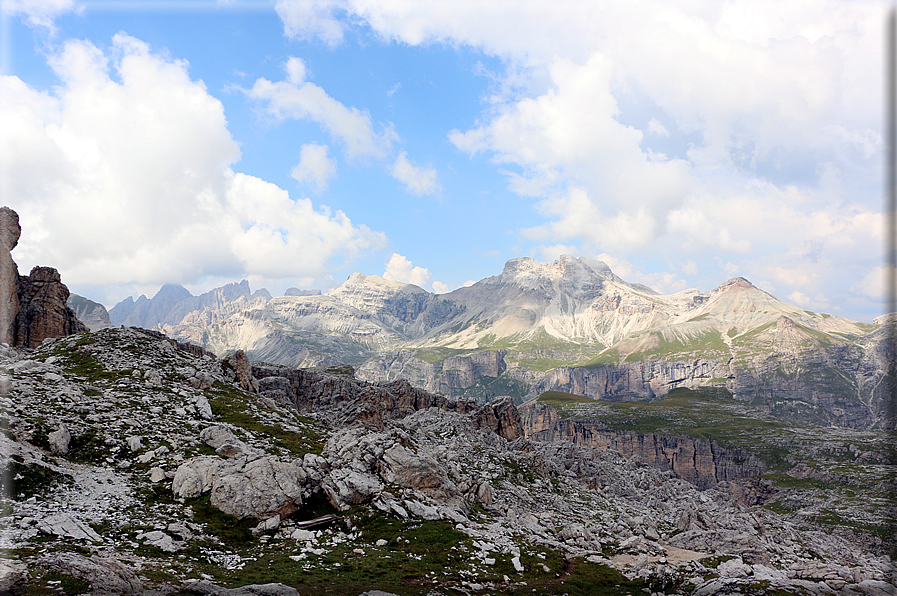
[200,425,252,457]
[172,456,223,499]
[381,443,459,502]
[36,513,103,542]
[322,468,383,511]
[182,581,300,596]
[40,553,143,595]
[48,424,71,455]
[173,454,306,520]
[0,559,28,596]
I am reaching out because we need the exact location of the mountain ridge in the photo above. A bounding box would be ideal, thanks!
[99,255,893,429]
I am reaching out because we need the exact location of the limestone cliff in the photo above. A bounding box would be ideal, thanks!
[519,402,765,490]
[0,207,21,345]
[67,294,112,331]
[356,349,508,398]
[252,364,523,441]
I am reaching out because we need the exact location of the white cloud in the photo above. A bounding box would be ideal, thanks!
[432,281,451,294]
[680,260,698,276]
[247,56,397,160]
[291,143,337,191]
[0,33,385,292]
[274,0,884,319]
[647,118,669,137]
[463,280,475,287]
[390,151,440,196]
[275,0,345,46]
[382,253,431,287]
[852,265,893,302]
[2,0,77,31]
[786,291,830,312]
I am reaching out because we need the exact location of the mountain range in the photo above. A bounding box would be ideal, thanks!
[88,255,893,430]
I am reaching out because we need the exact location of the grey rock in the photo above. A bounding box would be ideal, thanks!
[40,552,143,595]
[181,580,299,596]
[37,513,103,542]
[0,559,28,596]
[48,423,71,455]
[137,530,179,552]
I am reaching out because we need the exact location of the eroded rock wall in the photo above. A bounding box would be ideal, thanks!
[16,267,89,349]
[519,402,765,489]
[253,364,523,441]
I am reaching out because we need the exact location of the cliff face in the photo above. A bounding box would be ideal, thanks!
[0,207,87,349]
[252,363,523,441]
[356,349,507,398]
[67,294,112,332]
[524,358,725,402]
[0,207,21,345]
[518,402,765,490]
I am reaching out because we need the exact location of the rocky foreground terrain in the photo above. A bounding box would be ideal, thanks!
[1,326,895,595]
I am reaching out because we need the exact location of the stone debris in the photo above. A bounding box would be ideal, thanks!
[36,513,104,542]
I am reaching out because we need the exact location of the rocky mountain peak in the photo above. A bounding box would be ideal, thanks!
[154,283,192,302]
[498,255,617,285]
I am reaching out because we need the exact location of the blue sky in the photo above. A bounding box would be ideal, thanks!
[0,0,889,322]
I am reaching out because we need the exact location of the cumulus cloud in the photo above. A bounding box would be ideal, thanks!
[851,265,893,302]
[432,281,451,294]
[247,56,397,160]
[275,0,345,46]
[647,118,669,137]
[274,0,884,319]
[382,253,431,287]
[291,143,337,191]
[2,0,78,31]
[0,33,385,297]
[390,151,440,196]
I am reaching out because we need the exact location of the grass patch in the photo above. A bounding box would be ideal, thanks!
[207,383,325,456]
[2,456,71,499]
[536,391,594,407]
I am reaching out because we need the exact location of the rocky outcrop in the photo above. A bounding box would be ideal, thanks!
[225,350,259,393]
[0,207,21,345]
[0,207,88,349]
[356,349,507,398]
[67,294,112,331]
[252,363,524,441]
[519,402,765,489]
[528,357,725,402]
[39,553,143,595]
[16,267,89,348]
[172,453,319,520]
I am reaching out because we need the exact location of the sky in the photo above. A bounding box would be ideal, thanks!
[0,0,890,322]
